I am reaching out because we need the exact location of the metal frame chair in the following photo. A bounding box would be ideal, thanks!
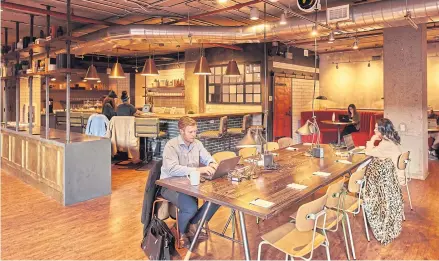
[397,151,413,219]
[258,194,330,261]
[134,118,166,170]
[151,197,181,249]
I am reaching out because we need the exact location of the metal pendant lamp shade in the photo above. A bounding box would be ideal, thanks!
[141,58,159,76]
[296,120,314,135]
[236,129,257,148]
[109,60,125,79]
[84,64,100,80]
[225,59,241,76]
[193,55,212,75]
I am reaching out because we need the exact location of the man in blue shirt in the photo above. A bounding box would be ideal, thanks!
[160,116,220,248]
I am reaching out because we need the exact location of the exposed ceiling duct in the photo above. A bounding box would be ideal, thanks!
[72,0,439,55]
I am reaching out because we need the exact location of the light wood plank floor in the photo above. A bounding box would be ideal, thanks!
[2,161,439,260]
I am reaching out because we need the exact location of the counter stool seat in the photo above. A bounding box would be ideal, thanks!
[135,118,167,170]
[198,116,228,139]
[227,114,251,135]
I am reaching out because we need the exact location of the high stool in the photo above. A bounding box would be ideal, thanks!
[228,114,251,135]
[198,116,228,150]
[135,118,167,170]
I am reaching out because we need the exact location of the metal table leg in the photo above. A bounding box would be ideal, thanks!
[238,211,251,261]
[184,202,212,261]
[337,125,341,146]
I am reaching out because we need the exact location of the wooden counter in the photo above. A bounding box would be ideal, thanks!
[1,127,111,206]
[136,111,262,120]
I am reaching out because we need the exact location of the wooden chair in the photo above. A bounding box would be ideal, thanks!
[258,195,330,261]
[278,137,294,148]
[263,142,279,152]
[397,151,413,213]
[315,178,356,260]
[212,151,236,163]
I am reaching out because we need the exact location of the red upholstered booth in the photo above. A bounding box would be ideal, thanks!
[300,110,383,146]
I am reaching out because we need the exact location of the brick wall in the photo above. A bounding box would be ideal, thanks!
[292,78,319,144]
[150,115,246,160]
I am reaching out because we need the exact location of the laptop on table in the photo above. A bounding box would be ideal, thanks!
[343,134,365,154]
[203,156,241,180]
[339,115,350,122]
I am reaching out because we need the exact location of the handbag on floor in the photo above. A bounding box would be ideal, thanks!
[141,216,178,260]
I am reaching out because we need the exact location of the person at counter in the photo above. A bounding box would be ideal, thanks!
[116,91,140,116]
[102,91,117,120]
[341,103,361,137]
[160,116,220,248]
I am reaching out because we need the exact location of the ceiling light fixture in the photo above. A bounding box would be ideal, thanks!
[193,44,211,75]
[405,11,418,30]
[279,12,287,25]
[84,55,100,81]
[352,38,359,50]
[328,31,335,43]
[141,44,159,76]
[250,7,259,20]
[218,0,228,4]
[311,25,318,37]
[50,77,56,81]
[109,52,126,79]
[225,60,241,77]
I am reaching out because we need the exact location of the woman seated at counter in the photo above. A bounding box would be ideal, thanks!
[341,103,361,137]
[116,91,141,116]
[102,91,117,120]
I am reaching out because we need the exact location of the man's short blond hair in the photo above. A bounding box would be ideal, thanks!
[178,116,197,130]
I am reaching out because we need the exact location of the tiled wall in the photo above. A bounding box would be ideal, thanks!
[150,115,245,160]
[292,78,320,144]
[20,76,41,126]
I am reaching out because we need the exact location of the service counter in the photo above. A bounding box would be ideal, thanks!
[0,127,111,206]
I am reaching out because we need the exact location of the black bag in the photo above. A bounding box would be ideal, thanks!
[141,216,178,260]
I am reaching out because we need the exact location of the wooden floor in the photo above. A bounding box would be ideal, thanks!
[2,161,439,260]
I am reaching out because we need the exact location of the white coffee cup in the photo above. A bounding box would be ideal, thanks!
[187,170,200,186]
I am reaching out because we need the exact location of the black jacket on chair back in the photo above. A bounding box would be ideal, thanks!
[141,160,163,236]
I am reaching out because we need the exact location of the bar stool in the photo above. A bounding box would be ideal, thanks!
[228,114,251,135]
[135,118,167,170]
[198,116,228,150]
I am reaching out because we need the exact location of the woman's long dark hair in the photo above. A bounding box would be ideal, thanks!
[103,97,115,109]
[348,104,358,118]
[377,118,401,145]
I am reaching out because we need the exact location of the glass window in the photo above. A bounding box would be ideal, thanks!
[206,63,261,104]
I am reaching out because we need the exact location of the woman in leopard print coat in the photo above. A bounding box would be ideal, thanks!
[364,118,404,245]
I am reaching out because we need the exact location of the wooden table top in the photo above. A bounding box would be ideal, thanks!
[156,144,371,220]
[321,120,352,126]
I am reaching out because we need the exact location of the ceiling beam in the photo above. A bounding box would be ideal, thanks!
[164,0,262,25]
[1,2,119,26]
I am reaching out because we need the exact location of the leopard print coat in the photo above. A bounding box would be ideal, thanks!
[364,157,404,245]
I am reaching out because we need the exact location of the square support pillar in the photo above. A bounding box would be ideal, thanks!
[383,24,428,180]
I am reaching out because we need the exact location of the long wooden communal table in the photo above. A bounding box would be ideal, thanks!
[156,144,371,261]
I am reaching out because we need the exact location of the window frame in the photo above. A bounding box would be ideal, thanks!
[206,62,262,105]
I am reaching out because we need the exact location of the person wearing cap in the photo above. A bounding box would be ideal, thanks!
[116,91,139,116]
[102,90,117,120]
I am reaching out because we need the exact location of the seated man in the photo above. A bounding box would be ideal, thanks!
[428,107,439,158]
[160,116,220,248]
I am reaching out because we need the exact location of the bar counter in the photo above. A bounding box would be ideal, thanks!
[1,127,111,206]
[137,111,263,158]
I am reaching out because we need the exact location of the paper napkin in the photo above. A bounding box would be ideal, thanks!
[286,147,298,151]
[249,199,274,208]
[336,159,353,165]
[313,171,331,177]
[287,183,308,190]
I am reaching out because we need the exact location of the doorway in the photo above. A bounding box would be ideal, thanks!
[273,76,292,140]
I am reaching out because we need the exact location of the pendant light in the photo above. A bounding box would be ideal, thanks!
[84,55,100,81]
[250,7,259,20]
[279,12,287,25]
[193,44,211,75]
[352,38,359,50]
[225,47,241,77]
[328,31,335,43]
[141,45,159,76]
[109,49,125,79]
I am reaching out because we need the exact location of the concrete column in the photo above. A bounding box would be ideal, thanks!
[383,24,428,180]
[184,48,205,113]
